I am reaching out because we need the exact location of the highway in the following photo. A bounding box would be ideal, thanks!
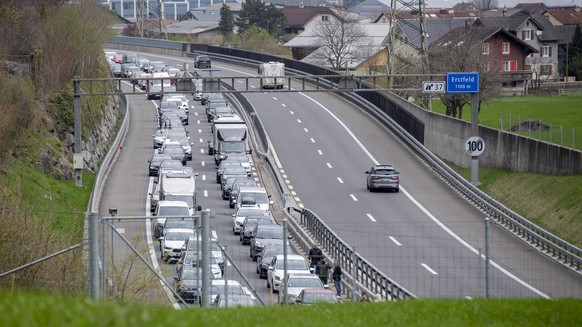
[99,50,582,305]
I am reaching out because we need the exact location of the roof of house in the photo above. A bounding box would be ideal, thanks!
[430,26,538,54]
[479,8,525,18]
[164,20,219,35]
[545,8,582,25]
[281,6,338,29]
[379,7,478,20]
[555,24,578,45]
[349,0,390,19]
[514,3,547,14]
[182,3,242,22]
[397,18,472,48]
[475,13,563,42]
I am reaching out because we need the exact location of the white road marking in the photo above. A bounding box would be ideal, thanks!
[350,194,358,201]
[201,161,205,166]
[317,150,323,155]
[304,128,309,133]
[298,92,551,299]
[366,214,376,222]
[204,190,208,197]
[297,119,302,123]
[295,197,301,203]
[282,103,286,107]
[202,175,206,181]
[199,138,203,143]
[198,129,202,133]
[272,97,278,100]
[282,174,288,179]
[310,138,316,143]
[298,203,305,209]
[288,185,293,190]
[285,179,291,184]
[291,191,297,196]
[200,149,204,153]
[197,120,200,124]
[389,236,402,246]
[337,177,344,183]
[421,263,438,275]
[326,163,332,168]
[289,110,294,115]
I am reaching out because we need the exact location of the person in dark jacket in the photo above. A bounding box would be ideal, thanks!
[317,257,332,285]
[332,259,342,297]
[308,242,323,274]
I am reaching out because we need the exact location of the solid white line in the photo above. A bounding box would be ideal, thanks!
[350,194,358,201]
[337,177,344,184]
[326,163,332,168]
[421,263,438,275]
[366,214,376,222]
[317,150,323,155]
[389,236,402,246]
[298,92,550,299]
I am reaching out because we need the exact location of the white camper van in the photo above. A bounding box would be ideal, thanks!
[258,61,285,89]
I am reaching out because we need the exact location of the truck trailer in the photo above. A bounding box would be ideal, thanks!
[258,61,285,89]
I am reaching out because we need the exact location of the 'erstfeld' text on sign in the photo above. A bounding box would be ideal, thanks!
[446,72,479,93]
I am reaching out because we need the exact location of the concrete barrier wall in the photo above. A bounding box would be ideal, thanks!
[384,91,582,174]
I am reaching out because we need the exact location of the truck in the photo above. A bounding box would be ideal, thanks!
[258,61,285,89]
[159,168,201,216]
[147,72,175,100]
[208,116,249,165]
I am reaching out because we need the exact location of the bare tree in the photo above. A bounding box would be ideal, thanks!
[310,12,369,71]
[473,0,499,11]
[429,26,501,119]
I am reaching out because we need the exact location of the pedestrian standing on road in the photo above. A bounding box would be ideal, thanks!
[317,257,332,286]
[308,242,323,274]
[332,259,342,298]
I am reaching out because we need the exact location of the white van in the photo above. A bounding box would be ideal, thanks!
[235,186,273,216]
[147,72,175,100]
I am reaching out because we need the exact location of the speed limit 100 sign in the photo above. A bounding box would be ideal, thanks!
[465,136,485,156]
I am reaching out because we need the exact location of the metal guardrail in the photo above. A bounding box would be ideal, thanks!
[104,38,581,299]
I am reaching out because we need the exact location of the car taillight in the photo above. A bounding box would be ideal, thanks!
[391,176,399,180]
[372,176,380,180]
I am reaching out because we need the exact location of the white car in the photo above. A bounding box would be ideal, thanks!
[279,273,325,305]
[232,206,266,235]
[154,200,190,239]
[160,227,195,263]
[267,254,311,292]
[209,279,254,303]
[163,96,189,114]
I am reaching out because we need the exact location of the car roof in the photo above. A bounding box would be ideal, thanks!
[274,254,305,260]
[238,186,267,192]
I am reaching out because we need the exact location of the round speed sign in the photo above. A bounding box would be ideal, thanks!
[465,136,485,156]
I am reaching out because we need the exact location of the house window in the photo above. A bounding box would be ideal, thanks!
[522,30,533,40]
[501,61,517,71]
[502,42,510,54]
[541,46,552,57]
[322,15,329,22]
[540,65,553,75]
[482,43,489,55]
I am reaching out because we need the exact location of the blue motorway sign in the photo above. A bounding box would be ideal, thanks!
[446,72,479,93]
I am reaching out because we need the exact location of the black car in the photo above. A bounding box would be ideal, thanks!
[148,153,174,176]
[240,216,273,245]
[194,55,211,69]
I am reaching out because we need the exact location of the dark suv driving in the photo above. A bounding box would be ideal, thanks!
[365,164,400,192]
[194,55,211,69]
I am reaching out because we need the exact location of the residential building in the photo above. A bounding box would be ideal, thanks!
[349,0,389,20]
[101,0,237,20]
[474,13,563,83]
[281,5,343,34]
[543,7,582,25]
[430,26,538,95]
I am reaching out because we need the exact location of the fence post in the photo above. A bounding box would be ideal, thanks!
[89,211,99,301]
[351,245,357,302]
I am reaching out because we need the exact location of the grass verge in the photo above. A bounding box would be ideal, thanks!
[1,291,581,327]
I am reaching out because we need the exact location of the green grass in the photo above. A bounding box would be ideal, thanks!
[454,167,582,247]
[431,94,582,150]
[0,291,581,327]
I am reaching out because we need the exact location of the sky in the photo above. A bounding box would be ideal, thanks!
[423,0,582,8]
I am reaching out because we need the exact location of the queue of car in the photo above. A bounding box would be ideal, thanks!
[107,51,339,307]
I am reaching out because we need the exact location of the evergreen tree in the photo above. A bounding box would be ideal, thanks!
[218,4,234,37]
[566,24,582,80]
[235,0,266,34]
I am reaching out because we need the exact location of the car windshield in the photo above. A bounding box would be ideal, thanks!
[186,240,220,252]
[256,228,283,239]
[224,168,247,176]
[220,141,246,153]
[303,292,338,304]
[165,230,194,241]
[237,208,263,217]
[219,297,255,307]
[160,160,183,168]
[165,218,196,229]
[243,192,269,204]
[281,259,308,270]
[158,206,189,216]
[163,147,184,155]
[288,277,322,288]
[181,268,202,280]
[211,284,245,294]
